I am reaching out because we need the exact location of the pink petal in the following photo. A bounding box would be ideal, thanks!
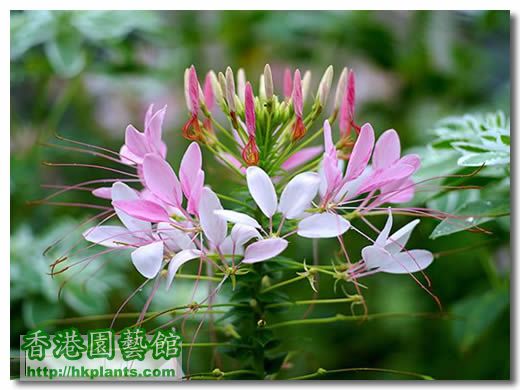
[186,170,204,215]
[345,123,374,181]
[125,125,149,158]
[145,105,167,158]
[144,104,154,129]
[281,146,323,171]
[399,154,421,171]
[131,241,164,278]
[242,238,288,264]
[245,82,256,136]
[372,129,400,171]
[111,182,151,234]
[378,178,416,205]
[180,142,203,199]
[113,199,170,222]
[119,144,141,165]
[358,162,416,194]
[92,187,112,199]
[143,154,182,207]
[323,120,335,155]
[292,69,303,118]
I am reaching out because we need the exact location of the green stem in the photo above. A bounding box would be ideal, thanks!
[265,297,359,309]
[267,312,448,329]
[288,367,433,380]
[260,274,307,294]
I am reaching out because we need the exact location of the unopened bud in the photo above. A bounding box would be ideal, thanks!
[259,75,266,100]
[264,64,273,99]
[225,66,236,112]
[316,65,333,106]
[209,71,223,105]
[184,68,192,112]
[334,67,348,111]
[218,72,227,98]
[237,68,246,103]
[302,70,312,104]
[283,68,292,99]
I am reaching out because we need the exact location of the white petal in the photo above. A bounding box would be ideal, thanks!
[279,172,320,219]
[231,224,262,246]
[297,213,351,238]
[166,249,202,289]
[242,238,288,264]
[156,222,195,250]
[384,219,420,255]
[380,249,434,274]
[246,166,277,218]
[83,226,141,248]
[111,182,151,235]
[131,241,164,279]
[361,245,394,270]
[375,208,393,247]
[199,187,227,246]
[214,210,261,229]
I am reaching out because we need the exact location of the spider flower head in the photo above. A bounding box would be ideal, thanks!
[181,64,362,177]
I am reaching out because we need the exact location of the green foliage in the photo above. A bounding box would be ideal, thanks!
[11,11,161,77]
[11,220,126,330]
[430,111,510,167]
[451,288,509,352]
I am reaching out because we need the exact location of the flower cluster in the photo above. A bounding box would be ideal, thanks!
[75,63,435,299]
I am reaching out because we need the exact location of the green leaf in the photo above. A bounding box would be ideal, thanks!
[10,11,56,60]
[22,300,63,329]
[71,11,160,42]
[452,289,509,352]
[430,199,510,239]
[44,30,85,77]
[457,152,510,167]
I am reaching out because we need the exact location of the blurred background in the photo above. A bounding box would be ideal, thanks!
[11,11,510,379]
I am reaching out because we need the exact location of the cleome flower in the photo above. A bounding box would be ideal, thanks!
[349,209,434,278]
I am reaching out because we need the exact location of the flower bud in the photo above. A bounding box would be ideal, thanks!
[333,67,348,111]
[283,68,292,100]
[316,65,333,107]
[203,73,215,111]
[245,82,256,136]
[218,71,227,98]
[264,64,273,99]
[242,136,259,166]
[225,66,236,112]
[237,68,246,103]
[259,75,266,100]
[302,70,312,104]
[339,69,356,137]
[209,70,223,105]
[292,69,303,118]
